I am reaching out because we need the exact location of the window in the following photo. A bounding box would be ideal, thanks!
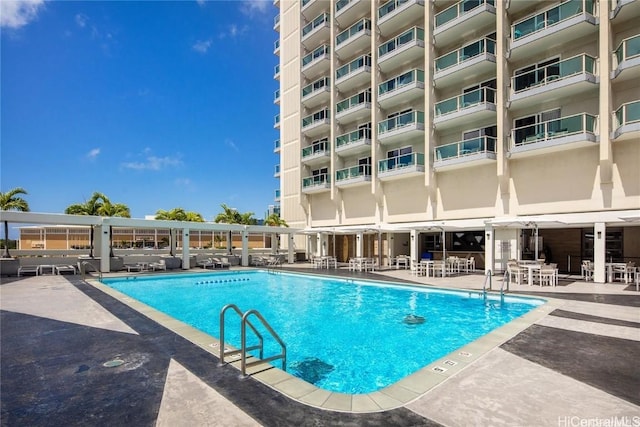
[514,57,560,91]
[514,109,560,144]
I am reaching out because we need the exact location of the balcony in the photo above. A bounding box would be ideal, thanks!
[613,101,640,141]
[378,111,425,145]
[301,0,328,20]
[434,0,496,47]
[378,0,425,37]
[510,0,597,62]
[301,109,330,138]
[302,12,330,49]
[274,64,280,80]
[302,139,331,166]
[611,0,640,23]
[274,14,280,32]
[335,164,372,188]
[274,113,280,129]
[274,89,280,105]
[378,69,425,110]
[335,127,372,156]
[434,37,496,89]
[302,45,330,79]
[336,90,372,124]
[274,39,280,56]
[612,35,640,82]
[434,136,497,171]
[510,54,597,110]
[510,113,598,158]
[336,0,370,27]
[274,189,281,202]
[302,173,331,194]
[302,77,331,109]
[274,139,280,153]
[434,87,496,130]
[336,54,371,92]
[378,27,425,74]
[274,164,281,178]
[378,152,425,181]
[335,18,371,59]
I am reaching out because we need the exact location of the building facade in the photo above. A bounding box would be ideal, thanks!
[274,0,640,279]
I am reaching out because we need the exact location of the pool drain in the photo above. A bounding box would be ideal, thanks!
[103,359,125,368]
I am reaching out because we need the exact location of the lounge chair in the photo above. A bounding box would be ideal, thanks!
[197,258,217,269]
[55,264,77,275]
[17,265,39,277]
[149,259,167,271]
[124,264,142,272]
[211,257,231,269]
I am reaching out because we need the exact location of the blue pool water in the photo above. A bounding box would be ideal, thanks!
[103,271,543,394]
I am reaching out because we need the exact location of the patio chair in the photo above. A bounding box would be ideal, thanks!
[581,260,593,281]
[149,259,167,271]
[197,258,216,269]
[17,265,40,277]
[211,257,231,269]
[539,263,558,287]
[506,262,525,285]
[55,264,77,275]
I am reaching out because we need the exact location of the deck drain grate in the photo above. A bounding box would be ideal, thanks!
[103,359,125,368]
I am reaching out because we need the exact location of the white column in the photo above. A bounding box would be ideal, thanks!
[288,234,295,264]
[319,234,328,256]
[593,222,606,283]
[410,230,418,265]
[98,225,110,272]
[181,228,190,270]
[271,233,278,254]
[241,230,249,267]
[484,225,494,275]
[356,233,363,257]
[388,233,395,265]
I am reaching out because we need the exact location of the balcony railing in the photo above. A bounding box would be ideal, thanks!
[302,77,330,99]
[274,39,280,52]
[513,0,594,40]
[614,101,640,128]
[435,37,495,71]
[378,69,424,96]
[614,34,640,66]
[435,87,496,117]
[435,136,496,160]
[302,139,329,159]
[378,152,425,172]
[302,109,330,128]
[435,0,495,28]
[512,54,596,93]
[379,0,410,19]
[274,114,280,126]
[336,90,371,114]
[336,54,371,80]
[512,113,596,146]
[302,45,330,67]
[274,164,280,175]
[302,173,330,189]
[336,0,352,13]
[274,139,280,151]
[378,26,425,58]
[274,89,280,102]
[336,164,371,182]
[336,127,371,149]
[302,12,330,38]
[336,18,370,46]
[274,64,280,77]
[274,189,281,199]
[378,110,425,134]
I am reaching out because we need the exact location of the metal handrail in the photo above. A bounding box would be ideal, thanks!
[219,304,264,365]
[241,309,286,375]
[483,269,492,297]
[502,270,510,294]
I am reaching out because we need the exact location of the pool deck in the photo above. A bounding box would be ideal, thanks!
[1,265,639,426]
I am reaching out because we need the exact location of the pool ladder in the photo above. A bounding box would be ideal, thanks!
[482,270,508,299]
[219,304,287,376]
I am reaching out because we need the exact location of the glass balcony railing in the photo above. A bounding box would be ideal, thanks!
[302,77,330,98]
[302,12,330,38]
[274,164,280,175]
[378,152,425,172]
[301,0,311,8]
[614,101,640,128]
[336,54,371,80]
[303,173,330,189]
[615,35,640,66]
[274,189,281,200]
[336,0,352,13]
[435,0,495,28]
[336,164,371,182]
[274,40,280,51]
[274,64,280,76]
[274,139,280,150]
[379,0,410,19]
[379,69,424,96]
[435,136,496,160]
[336,18,370,46]
[513,113,597,145]
[512,0,594,40]
[302,109,330,128]
[378,110,425,134]
[435,87,496,117]
[336,90,371,114]
[435,37,495,71]
[512,54,596,93]
[302,45,330,67]
[336,127,371,149]
[274,114,280,126]
[302,139,329,158]
[274,89,280,102]
[274,15,280,27]
[379,27,425,58]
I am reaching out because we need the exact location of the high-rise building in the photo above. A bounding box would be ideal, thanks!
[273,0,640,282]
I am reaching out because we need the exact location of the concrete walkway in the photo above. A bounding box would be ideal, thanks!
[1,267,638,426]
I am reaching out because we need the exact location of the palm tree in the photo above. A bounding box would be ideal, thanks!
[265,213,288,227]
[65,192,108,257]
[214,204,250,254]
[155,207,205,255]
[99,201,131,257]
[0,187,30,258]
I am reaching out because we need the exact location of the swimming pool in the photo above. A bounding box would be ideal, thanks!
[103,271,544,394]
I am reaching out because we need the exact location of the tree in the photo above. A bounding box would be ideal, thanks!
[0,187,30,258]
[99,201,131,257]
[265,213,288,227]
[155,207,205,255]
[64,192,108,258]
[214,204,257,254]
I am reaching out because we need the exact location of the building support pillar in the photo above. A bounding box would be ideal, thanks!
[182,228,190,270]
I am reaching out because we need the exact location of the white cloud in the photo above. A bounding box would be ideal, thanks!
[0,0,46,29]
[75,13,87,28]
[121,150,183,171]
[86,148,100,160]
[196,0,206,6]
[240,0,269,17]
[225,139,239,152]
[192,39,212,54]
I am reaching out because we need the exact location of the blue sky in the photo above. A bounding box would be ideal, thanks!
[1,0,280,223]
